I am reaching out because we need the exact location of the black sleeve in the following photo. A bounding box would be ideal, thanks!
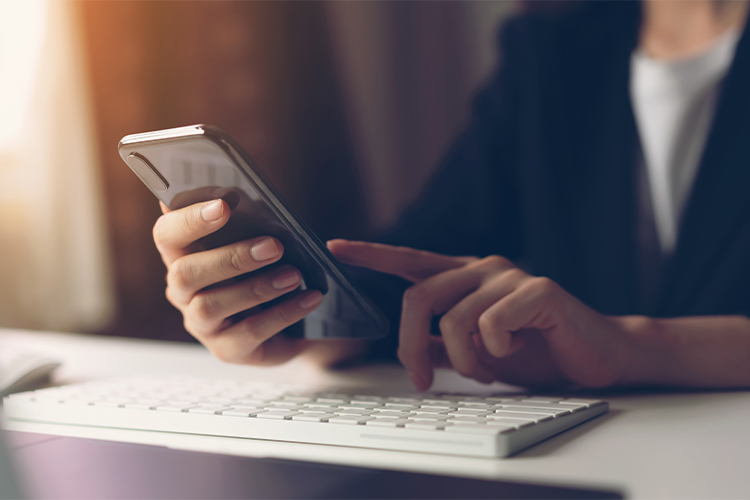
[356,18,527,361]
[376,22,525,260]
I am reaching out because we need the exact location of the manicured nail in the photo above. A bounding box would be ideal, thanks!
[250,238,278,261]
[299,291,323,309]
[201,200,223,222]
[272,267,300,290]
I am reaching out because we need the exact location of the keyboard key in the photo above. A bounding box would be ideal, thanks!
[484,397,525,403]
[347,400,380,407]
[332,408,372,416]
[498,405,570,416]
[493,411,553,422]
[221,409,262,417]
[366,418,409,428]
[304,402,340,409]
[338,404,381,410]
[291,412,335,422]
[372,410,412,418]
[386,397,422,404]
[328,415,371,425]
[458,403,495,410]
[64,398,98,406]
[268,402,303,410]
[124,402,163,410]
[448,409,492,417]
[447,416,489,424]
[409,414,449,422]
[560,399,605,408]
[412,407,449,415]
[446,424,514,435]
[420,402,457,409]
[383,403,418,410]
[92,401,127,408]
[485,418,534,428]
[522,397,564,403]
[188,406,232,415]
[552,403,587,411]
[317,397,349,404]
[497,401,571,410]
[155,404,198,412]
[233,398,269,406]
[404,421,450,430]
[256,410,300,420]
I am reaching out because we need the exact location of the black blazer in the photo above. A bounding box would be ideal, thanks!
[363,1,750,346]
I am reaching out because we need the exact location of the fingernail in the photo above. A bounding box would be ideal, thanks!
[250,238,278,261]
[272,267,301,290]
[299,291,323,309]
[201,200,223,222]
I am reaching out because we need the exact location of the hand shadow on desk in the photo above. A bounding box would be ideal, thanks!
[513,409,624,459]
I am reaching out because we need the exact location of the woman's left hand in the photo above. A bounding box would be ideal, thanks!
[328,239,641,390]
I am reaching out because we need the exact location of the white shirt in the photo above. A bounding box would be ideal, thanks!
[630,29,740,255]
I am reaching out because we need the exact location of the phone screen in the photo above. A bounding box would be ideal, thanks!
[120,126,388,340]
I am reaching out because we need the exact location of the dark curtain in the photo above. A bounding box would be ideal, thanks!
[79,1,366,341]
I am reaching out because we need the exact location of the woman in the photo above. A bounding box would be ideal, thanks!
[152,1,750,389]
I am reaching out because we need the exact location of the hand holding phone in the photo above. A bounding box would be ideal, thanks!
[120,125,387,365]
[154,198,330,365]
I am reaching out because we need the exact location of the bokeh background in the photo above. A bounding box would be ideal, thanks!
[0,1,519,341]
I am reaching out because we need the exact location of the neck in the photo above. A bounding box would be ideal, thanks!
[640,0,748,59]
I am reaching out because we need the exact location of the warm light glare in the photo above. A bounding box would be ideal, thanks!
[0,0,48,150]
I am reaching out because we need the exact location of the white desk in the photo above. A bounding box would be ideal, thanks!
[2,328,750,499]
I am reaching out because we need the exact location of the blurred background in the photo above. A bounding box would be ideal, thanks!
[0,0,518,341]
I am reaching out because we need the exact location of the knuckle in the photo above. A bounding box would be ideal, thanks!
[478,310,500,334]
[182,316,199,339]
[165,286,178,308]
[438,313,458,336]
[190,293,218,324]
[274,303,298,326]
[152,216,166,247]
[183,205,204,235]
[501,267,527,283]
[480,255,510,270]
[240,278,266,304]
[227,244,254,273]
[402,285,428,309]
[167,258,193,291]
[528,276,558,297]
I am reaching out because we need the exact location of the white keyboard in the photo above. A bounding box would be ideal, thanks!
[2,376,608,458]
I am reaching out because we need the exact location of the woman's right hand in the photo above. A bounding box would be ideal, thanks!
[152,199,324,365]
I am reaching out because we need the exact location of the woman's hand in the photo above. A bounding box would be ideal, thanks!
[328,239,640,390]
[153,199,326,366]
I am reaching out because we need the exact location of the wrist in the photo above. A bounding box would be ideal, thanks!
[612,315,666,386]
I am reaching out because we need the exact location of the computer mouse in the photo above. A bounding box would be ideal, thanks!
[0,350,61,397]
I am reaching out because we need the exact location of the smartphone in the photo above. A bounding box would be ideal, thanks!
[119,124,388,340]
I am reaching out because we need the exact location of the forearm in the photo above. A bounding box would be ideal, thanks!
[619,315,750,388]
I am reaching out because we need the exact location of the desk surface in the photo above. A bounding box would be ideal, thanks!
[2,328,749,499]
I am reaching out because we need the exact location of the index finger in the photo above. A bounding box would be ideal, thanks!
[153,199,230,266]
[327,239,470,283]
